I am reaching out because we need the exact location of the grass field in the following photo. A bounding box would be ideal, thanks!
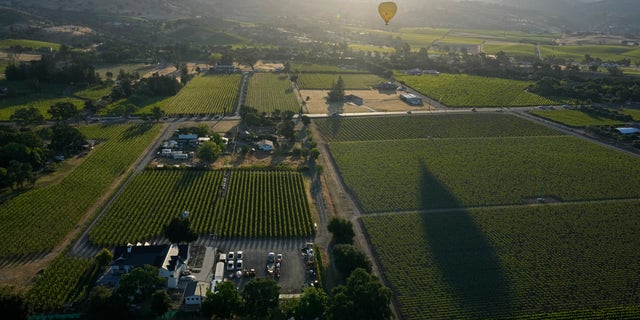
[0,123,160,257]
[89,169,315,245]
[72,84,112,100]
[349,44,396,53]
[0,39,61,51]
[621,108,640,121]
[296,73,384,90]
[530,109,627,127]
[94,63,157,78]
[245,73,300,113]
[362,201,640,319]
[539,45,640,62]
[163,74,241,115]
[289,63,369,73]
[483,42,536,58]
[395,73,557,107]
[0,96,85,120]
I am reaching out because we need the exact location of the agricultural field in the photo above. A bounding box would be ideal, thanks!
[88,169,314,245]
[26,253,98,313]
[0,123,161,257]
[621,108,640,121]
[71,84,112,100]
[538,45,640,62]
[163,74,241,115]
[289,63,369,73]
[530,109,626,127]
[483,42,536,58]
[395,73,557,107]
[315,113,560,142]
[0,38,62,51]
[0,96,85,120]
[245,73,300,113]
[452,29,560,45]
[362,201,640,319]
[329,136,640,212]
[296,73,384,90]
[348,44,395,53]
[94,63,158,79]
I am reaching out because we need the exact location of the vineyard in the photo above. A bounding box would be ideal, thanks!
[163,74,241,115]
[394,73,557,107]
[26,253,98,313]
[361,201,640,319]
[296,73,384,90]
[289,63,369,73]
[88,169,314,245]
[0,123,160,257]
[245,73,300,113]
[315,113,561,142]
[530,109,626,127]
[329,136,640,212]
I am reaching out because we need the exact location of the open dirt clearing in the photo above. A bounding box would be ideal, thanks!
[300,89,431,114]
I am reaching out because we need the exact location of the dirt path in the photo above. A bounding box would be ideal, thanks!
[0,121,171,289]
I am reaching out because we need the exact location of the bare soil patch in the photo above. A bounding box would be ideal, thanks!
[300,89,431,114]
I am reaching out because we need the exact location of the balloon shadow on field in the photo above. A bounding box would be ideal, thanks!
[418,160,512,317]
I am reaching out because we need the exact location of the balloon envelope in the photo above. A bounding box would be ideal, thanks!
[378,2,397,25]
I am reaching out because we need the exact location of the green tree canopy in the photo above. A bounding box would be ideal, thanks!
[10,107,45,128]
[150,106,165,123]
[151,289,171,316]
[48,101,78,122]
[327,217,355,244]
[49,124,87,155]
[197,141,222,162]
[163,216,198,244]
[296,287,328,320]
[327,76,345,102]
[327,268,392,320]
[85,286,130,320]
[201,281,242,319]
[332,244,372,278]
[94,248,113,268]
[242,278,280,320]
[117,265,165,302]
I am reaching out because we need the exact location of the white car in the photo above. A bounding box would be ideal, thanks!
[228,251,235,261]
[226,259,235,271]
[236,259,243,271]
[236,251,243,260]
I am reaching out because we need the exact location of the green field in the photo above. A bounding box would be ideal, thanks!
[0,123,160,257]
[27,253,98,312]
[0,96,85,120]
[245,73,300,113]
[89,169,314,245]
[163,74,241,115]
[621,108,640,121]
[362,201,640,319]
[317,114,640,212]
[348,44,396,53]
[290,63,369,73]
[72,84,112,100]
[296,73,384,90]
[539,45,640,62]
[483,42,536,58]
[315,113,560,142]
[395,73,557,107]
[94,63,157,78]
[530,109,626,127]
[0,38,61,51]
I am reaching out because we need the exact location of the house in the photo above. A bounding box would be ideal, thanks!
[184,281,208,305]
[110,243,189,289]
[344,94,364,105]
[400,93,423,106]
[615,127,640,135]
[172,151,189,160]
[211,63,237,74]
[257,139,274,151]
[178,134,198,143]
[161,149,173,157]
[376,82,397,91]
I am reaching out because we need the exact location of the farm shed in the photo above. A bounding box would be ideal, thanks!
[400,93,423,106]
[376,82,397,90]
[615,127,640,135]
[110,243,189,289]
[184,281,208,305]
[257,139,274,151]
[345,94,364,105]
[178,134,198,142]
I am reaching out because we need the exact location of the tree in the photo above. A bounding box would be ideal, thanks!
[163,216,198,244]
[85,286,130,320]
[48,101,78,123]
[327,268,392,320]
[278,120,296,141]
[301,115,311,126]
[332,244,372,278]
[10,107,44,128]
[197,141,222,162]
[117,265,166,302]
[327,76,345,102]
[49,124,87,155]
[327,217,355,244]
[242,278,280,320]
[151,289,171,316]
[5,160,33,190]
[94,248,113,268]
[0,286,27,320]
[296,287,328,320]
[201,281,242,319]
[150,106,165,123]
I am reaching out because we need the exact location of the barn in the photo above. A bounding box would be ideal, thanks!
[400,93,423,106]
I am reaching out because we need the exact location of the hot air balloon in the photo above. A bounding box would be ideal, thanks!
[378,1,397,25]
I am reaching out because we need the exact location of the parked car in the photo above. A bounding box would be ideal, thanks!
[236,259,243,270]
[227,260,235,271]
[180,275,196,282]
[236,251,243,260]
[276,253,283,262]
[228,251,235,261]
